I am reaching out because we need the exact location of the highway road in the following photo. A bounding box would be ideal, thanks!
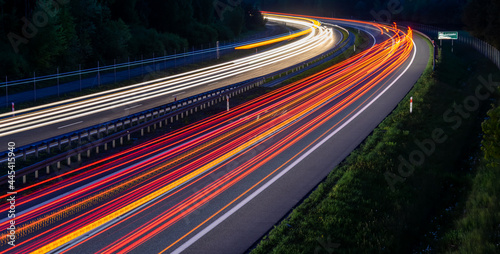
[0,13,430,254]
[0,14,341,148]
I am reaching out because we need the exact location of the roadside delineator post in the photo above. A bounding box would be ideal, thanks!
[410,97,413,113]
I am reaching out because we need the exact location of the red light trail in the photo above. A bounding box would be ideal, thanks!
[0,14,414,254]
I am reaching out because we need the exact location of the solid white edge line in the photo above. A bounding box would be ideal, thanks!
[171,31,418,254]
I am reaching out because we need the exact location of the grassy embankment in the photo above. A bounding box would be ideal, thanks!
[250,33,499,253]
[437,101,500,253]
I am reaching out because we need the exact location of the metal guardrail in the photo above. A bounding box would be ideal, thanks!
[0,26,353,185]
[0,77,266,185]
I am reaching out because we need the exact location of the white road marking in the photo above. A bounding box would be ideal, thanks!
[171,29,418,254]
[57,121,83,130]
[124,104,142,111]
[50,112,298,254]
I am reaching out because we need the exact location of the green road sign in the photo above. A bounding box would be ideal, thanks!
[438,31,458,40]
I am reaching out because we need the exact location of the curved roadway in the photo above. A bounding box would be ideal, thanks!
[0,14,340,147]
[0,14,430,254]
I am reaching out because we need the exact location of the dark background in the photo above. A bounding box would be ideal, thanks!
[0,0,265,78]
[0,0,498,79]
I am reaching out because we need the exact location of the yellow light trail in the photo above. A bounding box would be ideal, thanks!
[235,14,321,50]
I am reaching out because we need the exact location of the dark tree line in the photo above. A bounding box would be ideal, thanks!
[254,0,467,25]
[1,0,497,80]
[463,0,500,50]
[254,0,499,49]
[0,0,265,78]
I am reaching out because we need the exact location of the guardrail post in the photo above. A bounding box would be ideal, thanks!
[57,161,61,169]
[77,153,81,162]
[147,126,151,133]
[112,140,116,148]
[67,157,71,166]
[46,166,50,174]
[35,170,38,179]
[96,146,99,154]
[127,133,131,141]
[141,129,144,136]
[87,149,91,158]
[120,137,124,145]
[23,175,26,184]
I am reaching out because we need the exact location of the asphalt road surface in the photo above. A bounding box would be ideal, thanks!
[0,14,429,254]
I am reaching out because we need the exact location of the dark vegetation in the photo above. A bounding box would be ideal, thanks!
[256,0,500,49]
[438,103,500,253]
[257,0,466,24]
[0,0,265,78]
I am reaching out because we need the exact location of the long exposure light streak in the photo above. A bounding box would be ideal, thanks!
[0,14,333,138]
[235,14,321,49]
[0,13,416,254]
